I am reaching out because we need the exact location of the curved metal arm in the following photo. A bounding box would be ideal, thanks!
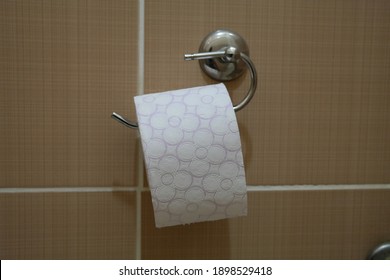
[111,112,138,129]
[185,49,258,112]
[112,51,257,129]
[234,52,257,112]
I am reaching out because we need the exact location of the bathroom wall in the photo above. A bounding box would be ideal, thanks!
[1,0,389,259]
[141,0,390,259]
[144,0,390,185]
[0,0,138,259]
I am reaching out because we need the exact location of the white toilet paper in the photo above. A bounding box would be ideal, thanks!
[134,83,247,228]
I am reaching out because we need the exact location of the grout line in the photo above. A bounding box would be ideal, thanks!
[135,0,145,261]
[0,187,138,193]
[1,184,389,194]
[246,184,390,191]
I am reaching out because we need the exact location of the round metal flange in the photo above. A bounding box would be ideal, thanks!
[368,242,390,260]
[198,29,249,81]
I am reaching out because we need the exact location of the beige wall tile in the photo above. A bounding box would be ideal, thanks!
[141,192,230,259]
[142,190,390,259]
[144,0,390,185]
[0,0,139,187]
[0,192,136,259]
[229,190,390,259]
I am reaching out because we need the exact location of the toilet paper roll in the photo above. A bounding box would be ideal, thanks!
[134,83,247,228]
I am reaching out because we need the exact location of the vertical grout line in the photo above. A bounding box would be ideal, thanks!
[135,0,145,260]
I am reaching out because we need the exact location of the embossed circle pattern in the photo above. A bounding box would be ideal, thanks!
[134,84,247,228]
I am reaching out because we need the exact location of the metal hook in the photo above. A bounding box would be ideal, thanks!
[112,29,258,129]
[184,49,257,112]
[111,112,138,129]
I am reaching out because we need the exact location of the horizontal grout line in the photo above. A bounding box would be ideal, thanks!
[0,187,138,193]
[246,184,390,191]
[0,184,389,194]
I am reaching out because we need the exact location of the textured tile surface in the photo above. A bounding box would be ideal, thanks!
[142,190,390,259]
[0,192,136,259]
[0,0,139,187]
[144,0,390,185]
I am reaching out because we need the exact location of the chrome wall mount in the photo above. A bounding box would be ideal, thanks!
[367,241,390,260]
[112,29,257,129]
[185,29,257,112]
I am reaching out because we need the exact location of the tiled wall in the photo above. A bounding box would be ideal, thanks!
[1,0,389,259]
[145,0,390,185]
[0,0,139,187]
[0,192,136,259]
[142,190,390,259]
[0,0,139,259]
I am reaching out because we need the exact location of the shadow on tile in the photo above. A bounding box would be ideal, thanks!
[141,192,230,259]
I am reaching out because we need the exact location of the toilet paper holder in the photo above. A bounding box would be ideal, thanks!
[112,29,257,129]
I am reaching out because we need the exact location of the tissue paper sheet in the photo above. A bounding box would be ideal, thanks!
[134,83,247,227]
